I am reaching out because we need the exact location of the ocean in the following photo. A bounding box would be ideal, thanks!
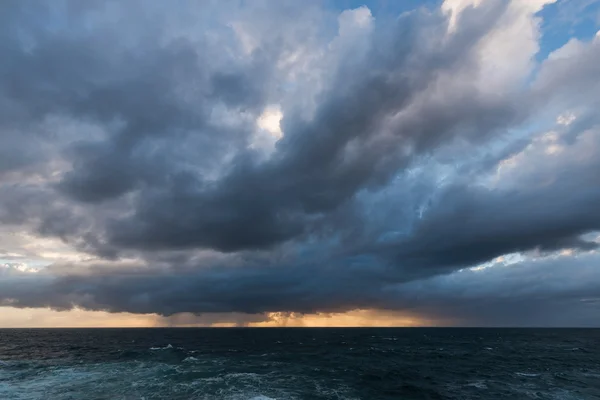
[0,328,599,399]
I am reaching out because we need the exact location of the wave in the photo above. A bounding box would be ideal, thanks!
[515,372,540,377]
[465,381,488,389]
[223,372,263,380]
[149,344,173,351]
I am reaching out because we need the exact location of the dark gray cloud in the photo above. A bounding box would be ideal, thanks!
[103,0,523,254]
[374,165,600,277]
[1,0,600,325]
[3,249,600,327]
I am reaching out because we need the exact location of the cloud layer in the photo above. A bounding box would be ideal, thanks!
[1,0,600,326]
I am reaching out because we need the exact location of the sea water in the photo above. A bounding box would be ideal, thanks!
[1,328,599,399]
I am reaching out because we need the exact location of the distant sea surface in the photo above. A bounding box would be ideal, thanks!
[1,328,599,399]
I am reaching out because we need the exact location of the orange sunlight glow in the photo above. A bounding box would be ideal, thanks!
[0,307,451,328]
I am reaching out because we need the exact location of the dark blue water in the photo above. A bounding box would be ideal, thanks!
[1,328,599,399]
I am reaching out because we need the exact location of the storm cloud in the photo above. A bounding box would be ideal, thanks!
[1,0,600,326]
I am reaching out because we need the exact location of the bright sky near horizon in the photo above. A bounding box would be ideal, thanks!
[1,0,600,327]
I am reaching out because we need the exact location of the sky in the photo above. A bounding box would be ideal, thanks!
[1,0,600,328]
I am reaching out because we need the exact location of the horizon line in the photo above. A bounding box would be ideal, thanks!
[1,326,599,329]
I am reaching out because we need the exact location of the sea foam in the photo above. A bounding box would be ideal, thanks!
[150,344,173,351]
